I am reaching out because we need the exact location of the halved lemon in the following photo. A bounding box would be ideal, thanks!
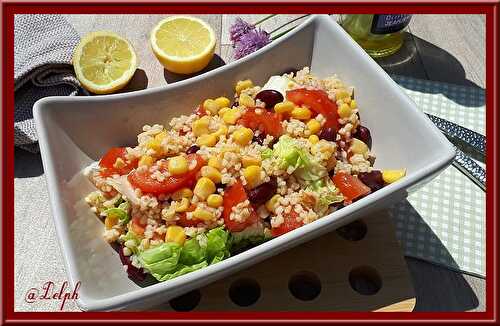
[73,31,137,94]
[150,16,216,74]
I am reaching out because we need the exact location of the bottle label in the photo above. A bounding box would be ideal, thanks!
[371,14,412,34]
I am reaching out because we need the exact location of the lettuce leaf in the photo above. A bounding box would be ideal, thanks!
[306,177,344,215]
[206,227,231,264]
[229,223,272,254]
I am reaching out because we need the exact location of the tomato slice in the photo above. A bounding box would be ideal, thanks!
[128,154,205,195]
[238,108,283,138]
[286,88,338,130]
[223,181,259,232]
[271,210,303,237]
[177,204,205,227]
[99,147,138,177]
[332,171,371,204]
[130,216,146,235]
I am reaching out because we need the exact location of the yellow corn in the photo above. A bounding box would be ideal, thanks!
[154,131,167,143]
[291,107,312,120]
[171,187,193,201]
[193,207,215,221]
[336,89,350,100]
[207,194,223,208]
[265,194,281,213]
[165,225,186,245]
[201,166,222,184]
[194,177,216,200]
[208,156,222,170]
[203,99,220,115]
[146,139,162,153]
[308,134,319,145]
[218,107,230,117]
[197,134,218,147]
[222,109,241,125]
[138,155,154,167]
[382,169,406,184]
[350,100,357,109]
[274,101,295,114]
[338,102,352,119]
[192,116,210,136]
[232,127,254,146]
[306,119,321,134]
[105,214,119,230]
[243,165,262,189]
[174,198,190,213]
[239,93,255,107]
[168,155,188,175]
[213,125,228,138]
[215,97,231,108]
[350,138,369,155]
[235,79,253,94]
[242,155,261,167]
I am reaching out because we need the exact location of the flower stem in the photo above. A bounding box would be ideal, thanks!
[268,14,310,35]
[254,14,277,26]
[270,26,297,40]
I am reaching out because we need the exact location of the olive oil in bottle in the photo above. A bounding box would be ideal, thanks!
[339,14,412,58]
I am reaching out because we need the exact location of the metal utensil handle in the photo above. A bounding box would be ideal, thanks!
[426,113,486,161]
[452,147,486,191]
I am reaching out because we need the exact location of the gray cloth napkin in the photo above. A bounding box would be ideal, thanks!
[14,14,88,153]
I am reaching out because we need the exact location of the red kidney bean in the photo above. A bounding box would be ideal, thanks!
[353,125,372,149]
[186,145,200,154]
[319,126,337,141]
[247,177,277,205]
[357,170,384,192]
[118,245,146,282]
[255,90,284,110]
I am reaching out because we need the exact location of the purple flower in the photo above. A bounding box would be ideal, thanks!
[233,28,271,59]
[230,18,255,44]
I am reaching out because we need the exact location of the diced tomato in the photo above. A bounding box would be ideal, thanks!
[177,204,204,227]
[130,216,146,235]
[332,171,371,204]
[128,154,205,195]
[99,147,138,177]
[238,108,283,138]
[271,210,303,237]
[195,104,207,117]
[286,88,338,130]
[222,181,259,232]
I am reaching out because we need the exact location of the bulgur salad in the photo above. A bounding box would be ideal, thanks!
[84,67,405,282]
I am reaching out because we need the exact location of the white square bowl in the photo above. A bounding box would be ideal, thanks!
[33,15,455,311]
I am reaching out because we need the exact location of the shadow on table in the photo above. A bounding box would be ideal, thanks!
[15,147,44,178]
[392,200,481,311]
[376,32,485,108]
[163,54,226,84]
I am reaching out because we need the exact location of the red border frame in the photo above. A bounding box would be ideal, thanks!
[2,1,498,324]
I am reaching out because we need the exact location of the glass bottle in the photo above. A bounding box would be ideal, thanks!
[338,14,413,58]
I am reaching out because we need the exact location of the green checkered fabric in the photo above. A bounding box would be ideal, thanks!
[390,75,485,277]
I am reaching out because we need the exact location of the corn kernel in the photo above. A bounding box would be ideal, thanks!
[243,165,262,189]
[105,214,119,230]
[218,107,230,117]
[239,93,255,107]
[265,194,281,213]
[336,89,350,100]
[168,155,189,175]
[147,139,162,153]
[193,207,215,221]
[166,225,186,245]
[308,134,319,145]
[207,194,223,208]
[171,187,193,201]
[197,134,218,147]
[382,169,406,184]
[350,100,357,109]
[235,79,253,94]
[194,177,216,200]
[274,101,295,114]
[154,131,167,143]
[213,125,228,137]
[192,116,210,136]
[214,97,231,108]
[306,119,321,134]
[338,103,352,119]
[350,138,369,155]
[201,166,222,184]
[222,109,241,125]
[203,99,220,115]
[291,107,312,120]
[208,156,222,170]
[174,198,190,213]
[242,155,261,167]
[232,127,254,146]
[138,155,154,167]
